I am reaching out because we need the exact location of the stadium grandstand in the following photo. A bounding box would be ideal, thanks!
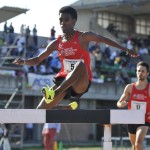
[0,0,150,149]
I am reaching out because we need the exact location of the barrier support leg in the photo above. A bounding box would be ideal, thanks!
[103,124,112,150]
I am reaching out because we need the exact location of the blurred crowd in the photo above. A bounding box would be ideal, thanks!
[0,21,150,85]
[89,32,150,84]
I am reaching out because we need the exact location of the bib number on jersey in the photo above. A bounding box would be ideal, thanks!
[63,59,84,73]
[131,101,147,113]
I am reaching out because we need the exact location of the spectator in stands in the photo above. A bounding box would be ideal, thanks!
[8,22,14,44]
[3,21,8,33]
[50,26,56,40]
[103,45,111,59]
[106,23,114,33]
[117,61,150,150]
[16,34,25,56]
[13,6,138,110]
[25,26,31,47]
[106,23,118,36]
[93,46,102,68]
[32,24,38,46]
[127,37,134,50]
[20,24,25,36]
[8,22,14,34]
[109,50,117,65]
[114,54,121,68]
[42,123,61,150]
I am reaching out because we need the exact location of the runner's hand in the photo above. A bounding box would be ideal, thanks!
[12,58,25,65]
[126,49,138,58]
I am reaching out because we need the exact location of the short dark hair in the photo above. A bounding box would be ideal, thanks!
[137,61,149,72]
[59,6,77,20]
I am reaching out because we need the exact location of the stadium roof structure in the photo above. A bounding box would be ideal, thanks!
[0,6,29,23]
[71,0,150,16]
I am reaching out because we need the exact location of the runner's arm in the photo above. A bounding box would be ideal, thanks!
[117,84,131,108]
[12,40,57,66]
[82,32,138,57]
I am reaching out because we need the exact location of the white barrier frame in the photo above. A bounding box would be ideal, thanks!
[0,109,145,150]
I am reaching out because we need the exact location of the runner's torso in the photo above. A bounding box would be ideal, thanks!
[128,83,150,123]
[56,30,92,80]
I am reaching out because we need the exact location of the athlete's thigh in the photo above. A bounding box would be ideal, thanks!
[73,77,89,93]
[136,126,149,143]
[72,66,89,92]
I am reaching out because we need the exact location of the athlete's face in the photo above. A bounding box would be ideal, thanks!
[59,13,76,33]
[136,65,149,81]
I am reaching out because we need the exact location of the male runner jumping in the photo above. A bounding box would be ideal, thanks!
[13,6,138,109]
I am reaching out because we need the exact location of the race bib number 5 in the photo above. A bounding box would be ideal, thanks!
[63,59,84,73]
[131,101,147,113]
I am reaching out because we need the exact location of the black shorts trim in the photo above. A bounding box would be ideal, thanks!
[127,122,150,134]
[53,77,91,99]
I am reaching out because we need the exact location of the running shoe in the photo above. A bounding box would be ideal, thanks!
[41,85,55,104]
[69,101,78,110]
